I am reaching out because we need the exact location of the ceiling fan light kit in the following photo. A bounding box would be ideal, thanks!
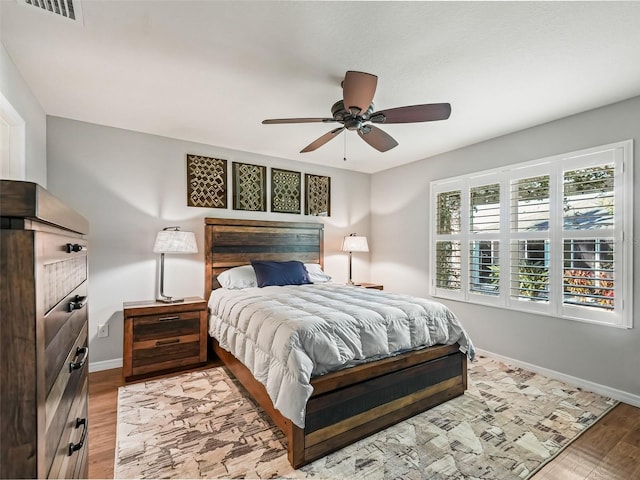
[262,70,451,154]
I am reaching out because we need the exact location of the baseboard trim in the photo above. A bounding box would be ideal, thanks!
[89,357,123,373]
[476,348,640,408]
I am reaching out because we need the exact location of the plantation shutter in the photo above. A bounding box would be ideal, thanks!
[435,190,462,292]
[509,175,550,305]
[468,183,500,297]
[562,164,615,311]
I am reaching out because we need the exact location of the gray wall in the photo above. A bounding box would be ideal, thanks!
[0,43,47,185]
[371,96,640,402]
[46,117,371,367]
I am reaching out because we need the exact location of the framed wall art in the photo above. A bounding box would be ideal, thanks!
[271,168,301,214]
[305,173,331,216]
[186,154,228,208]
[232,162,267,211]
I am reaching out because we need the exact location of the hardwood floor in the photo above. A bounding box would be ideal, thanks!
[89,367,640,479]
[532,402,640,479]
[88,368,122,479]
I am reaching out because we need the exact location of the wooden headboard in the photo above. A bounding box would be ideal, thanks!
[204,217,324,296]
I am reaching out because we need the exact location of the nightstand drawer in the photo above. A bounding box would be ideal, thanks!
[132,336,201,376]
[132,311,201,342]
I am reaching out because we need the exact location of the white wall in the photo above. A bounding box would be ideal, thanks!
[371,96,640,402]
[46,117,371,368]
[0,43,46,185]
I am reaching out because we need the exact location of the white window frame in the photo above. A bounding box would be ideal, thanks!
[0,91,26,181]
[430,140,633,328]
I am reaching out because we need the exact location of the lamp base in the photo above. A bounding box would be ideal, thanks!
[156,296,185,304]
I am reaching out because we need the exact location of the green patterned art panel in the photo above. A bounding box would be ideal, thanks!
[232,162,266,211]
[271,168,301,214]
[305,174,330,216]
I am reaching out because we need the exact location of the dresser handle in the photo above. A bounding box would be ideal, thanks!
[158,315,180,322]
[68,417,88,456]
[68,295,88,312]
[66,243,84,253]
[69,346,89,373]
[156,338,180,346]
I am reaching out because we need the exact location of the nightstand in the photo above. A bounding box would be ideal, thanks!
[123,296,208,381]
[354,282,384,290]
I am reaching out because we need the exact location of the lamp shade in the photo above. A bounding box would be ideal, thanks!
[341,234,369,253]
[153,228,198,254]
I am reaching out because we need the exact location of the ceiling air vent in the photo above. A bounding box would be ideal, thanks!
[17,0,83,23]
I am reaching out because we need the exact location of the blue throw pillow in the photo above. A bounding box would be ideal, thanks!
[251,260,312,287]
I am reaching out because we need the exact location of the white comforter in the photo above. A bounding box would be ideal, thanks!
[208,283,474,428]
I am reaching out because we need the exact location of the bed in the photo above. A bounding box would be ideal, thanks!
[204,217,472,468]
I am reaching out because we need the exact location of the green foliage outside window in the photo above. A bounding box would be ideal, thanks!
[436,191,461,234]
[488,261,549,300]
[436,241,460,290]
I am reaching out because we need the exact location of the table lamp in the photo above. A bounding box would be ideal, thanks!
[341,233,369,285]
[153,226,198,303]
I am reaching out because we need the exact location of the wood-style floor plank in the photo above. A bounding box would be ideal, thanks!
[88,366,640,479]
[88,368,124,480]
[532,402,640,480]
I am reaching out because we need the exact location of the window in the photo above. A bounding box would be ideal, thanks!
[430,140,633,328]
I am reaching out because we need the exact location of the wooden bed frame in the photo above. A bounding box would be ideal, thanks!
[204,217,467,468]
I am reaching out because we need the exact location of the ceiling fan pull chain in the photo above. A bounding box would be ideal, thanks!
[343,132,347,161]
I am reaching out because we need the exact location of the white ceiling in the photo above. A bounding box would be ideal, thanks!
[2,1,640,174]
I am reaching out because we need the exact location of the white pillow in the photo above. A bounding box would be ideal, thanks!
[304,263,332,283]
[217,265,257,289]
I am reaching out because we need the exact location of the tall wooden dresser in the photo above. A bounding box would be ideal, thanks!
[0,180,90,479]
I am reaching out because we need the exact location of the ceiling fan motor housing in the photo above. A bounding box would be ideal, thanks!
[331,100,375,130]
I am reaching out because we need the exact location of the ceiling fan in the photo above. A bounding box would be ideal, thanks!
[262,71,451,153]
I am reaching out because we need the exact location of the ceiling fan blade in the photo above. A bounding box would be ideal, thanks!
[342,71,377,115]
[370,103,451,124]
[358,125,398,152]
[262,118,336,124]
[300,127,345,153]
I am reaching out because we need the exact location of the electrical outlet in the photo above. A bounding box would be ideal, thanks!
[98,323,109,338]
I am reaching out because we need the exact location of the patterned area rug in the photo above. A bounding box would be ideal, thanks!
[115,355,616,479]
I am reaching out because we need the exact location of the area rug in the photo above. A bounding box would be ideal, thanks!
[115,355,616,479]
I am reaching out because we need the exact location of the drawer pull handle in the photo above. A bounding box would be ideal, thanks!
[156,338,180,346]
[68,295,88,312]
[68,417,88,456]
[69,346,89,373]
[66,243,84,253]
[158,315,180,322]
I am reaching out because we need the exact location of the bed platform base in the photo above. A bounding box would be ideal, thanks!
[213,339,467,468]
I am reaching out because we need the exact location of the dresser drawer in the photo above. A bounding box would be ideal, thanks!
[44,284,88,396]
[47,378,88,479]
[40,231,88,265]
[38,231,88,316]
